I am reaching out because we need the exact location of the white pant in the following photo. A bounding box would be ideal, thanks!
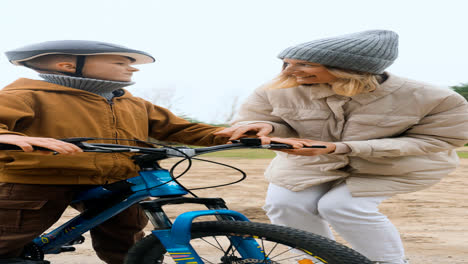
[264,183,406,263]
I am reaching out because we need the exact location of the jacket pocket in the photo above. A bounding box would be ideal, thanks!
[344,115,420,139]
[0,200,47,231]
[271,108,330,139]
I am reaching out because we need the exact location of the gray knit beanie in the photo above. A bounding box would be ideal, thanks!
[278,30,399,74]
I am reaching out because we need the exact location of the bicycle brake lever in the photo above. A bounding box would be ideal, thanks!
[79,142,140,153]
[60,137,97,143]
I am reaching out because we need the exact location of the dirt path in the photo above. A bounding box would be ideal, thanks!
[45,157,468,263]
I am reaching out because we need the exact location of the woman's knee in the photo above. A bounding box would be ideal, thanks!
[265,193,319,217]
[317,194,348,220]
[317,185,388,222]
[316,184,358,219]
[264,183,329,216]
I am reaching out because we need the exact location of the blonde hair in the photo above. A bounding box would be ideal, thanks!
[261,74,299,90]
[263,67,380,97]
[327,68,379,96]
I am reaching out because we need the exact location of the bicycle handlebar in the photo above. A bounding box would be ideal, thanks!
[0,137,327,158]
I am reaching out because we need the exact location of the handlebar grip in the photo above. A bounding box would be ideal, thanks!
[269,143,293,149]
[232,139,328,149]
[269,143,327,149]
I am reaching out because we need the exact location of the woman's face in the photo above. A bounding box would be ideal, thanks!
[281,58,337,84]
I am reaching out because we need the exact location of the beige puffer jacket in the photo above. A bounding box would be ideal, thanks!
[233,73,468,197]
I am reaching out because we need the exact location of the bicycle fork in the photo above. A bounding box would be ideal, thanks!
[140,197,268,263]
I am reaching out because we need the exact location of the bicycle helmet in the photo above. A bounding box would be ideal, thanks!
[5,40,155,77]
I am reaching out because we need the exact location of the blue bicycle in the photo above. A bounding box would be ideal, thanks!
[0,138,371,264]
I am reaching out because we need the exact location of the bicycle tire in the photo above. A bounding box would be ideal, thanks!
[124,221,371,264]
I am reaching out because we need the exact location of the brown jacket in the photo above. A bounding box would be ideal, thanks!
[0,78,228,185]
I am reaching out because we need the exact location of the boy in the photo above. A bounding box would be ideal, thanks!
[0,40,229,263]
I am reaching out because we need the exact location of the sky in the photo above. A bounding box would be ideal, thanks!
[1,0,467,123]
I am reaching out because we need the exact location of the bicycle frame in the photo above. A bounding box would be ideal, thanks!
[31,167,267,262]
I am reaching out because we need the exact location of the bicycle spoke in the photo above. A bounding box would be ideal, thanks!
[212,236,226,253]
[141,221,369,264]
[199,237,225,252]
[265,241,279,258]
[224,242,236,256]
[268,247,296,260]
[213,235,242,257]
[275,255,302,262]
[226,236,241,256]
[199,256,216,264]
[198,235,305,262]
[261,238,268,263]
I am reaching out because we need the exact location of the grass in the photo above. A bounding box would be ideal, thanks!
[199,149,277,159]
[457,152,468,159]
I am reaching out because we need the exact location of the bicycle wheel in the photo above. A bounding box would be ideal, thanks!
[125,221,371,264]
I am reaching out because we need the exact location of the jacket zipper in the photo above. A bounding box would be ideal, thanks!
[108,100,118,144]
[107,100,120,179]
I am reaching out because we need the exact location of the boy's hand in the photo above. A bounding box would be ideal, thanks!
[260,136,336,156]
[0,135,83,154]
[214,123,274,141]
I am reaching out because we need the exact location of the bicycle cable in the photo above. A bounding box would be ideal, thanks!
[189,157,247,190]
[63,137,250,198]
[64,137,196,196]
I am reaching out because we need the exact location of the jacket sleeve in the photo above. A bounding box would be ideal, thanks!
[343,93,468,157]
[0,92,35,136]
[232,87,297,137]
[145,101,229,146]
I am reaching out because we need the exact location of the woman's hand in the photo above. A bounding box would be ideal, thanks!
[214,123,274,141]
[0,134,83,154]
[261,136,336,156]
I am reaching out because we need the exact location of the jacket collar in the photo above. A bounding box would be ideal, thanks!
[349,72,406,104]
[39,74,134,100]
[297,84,336,100]
[2,78,133,100]
[292,72,405,103]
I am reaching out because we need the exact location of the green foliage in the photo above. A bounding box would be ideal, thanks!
[199,149,276,159]
[178,113,204,124]
[457,152,468,159]
[178,113,228,127]
[451,83,468,101]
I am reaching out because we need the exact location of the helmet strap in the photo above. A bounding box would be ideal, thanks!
[74,55,86,77]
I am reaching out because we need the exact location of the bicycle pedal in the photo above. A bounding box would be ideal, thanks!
[63,235,85,246]
[59,246,76,252]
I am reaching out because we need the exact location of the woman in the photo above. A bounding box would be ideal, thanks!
[215,30,468,264]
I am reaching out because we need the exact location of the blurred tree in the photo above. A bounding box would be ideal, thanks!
[177,113,203,124]
[451,83,468,101]
[223,96,239,124]
[147,85,182,112]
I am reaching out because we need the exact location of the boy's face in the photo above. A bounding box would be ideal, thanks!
[81,55,139,82]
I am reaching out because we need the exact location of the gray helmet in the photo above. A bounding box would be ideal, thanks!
[5,40,155,65]
[5,40,155,77]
